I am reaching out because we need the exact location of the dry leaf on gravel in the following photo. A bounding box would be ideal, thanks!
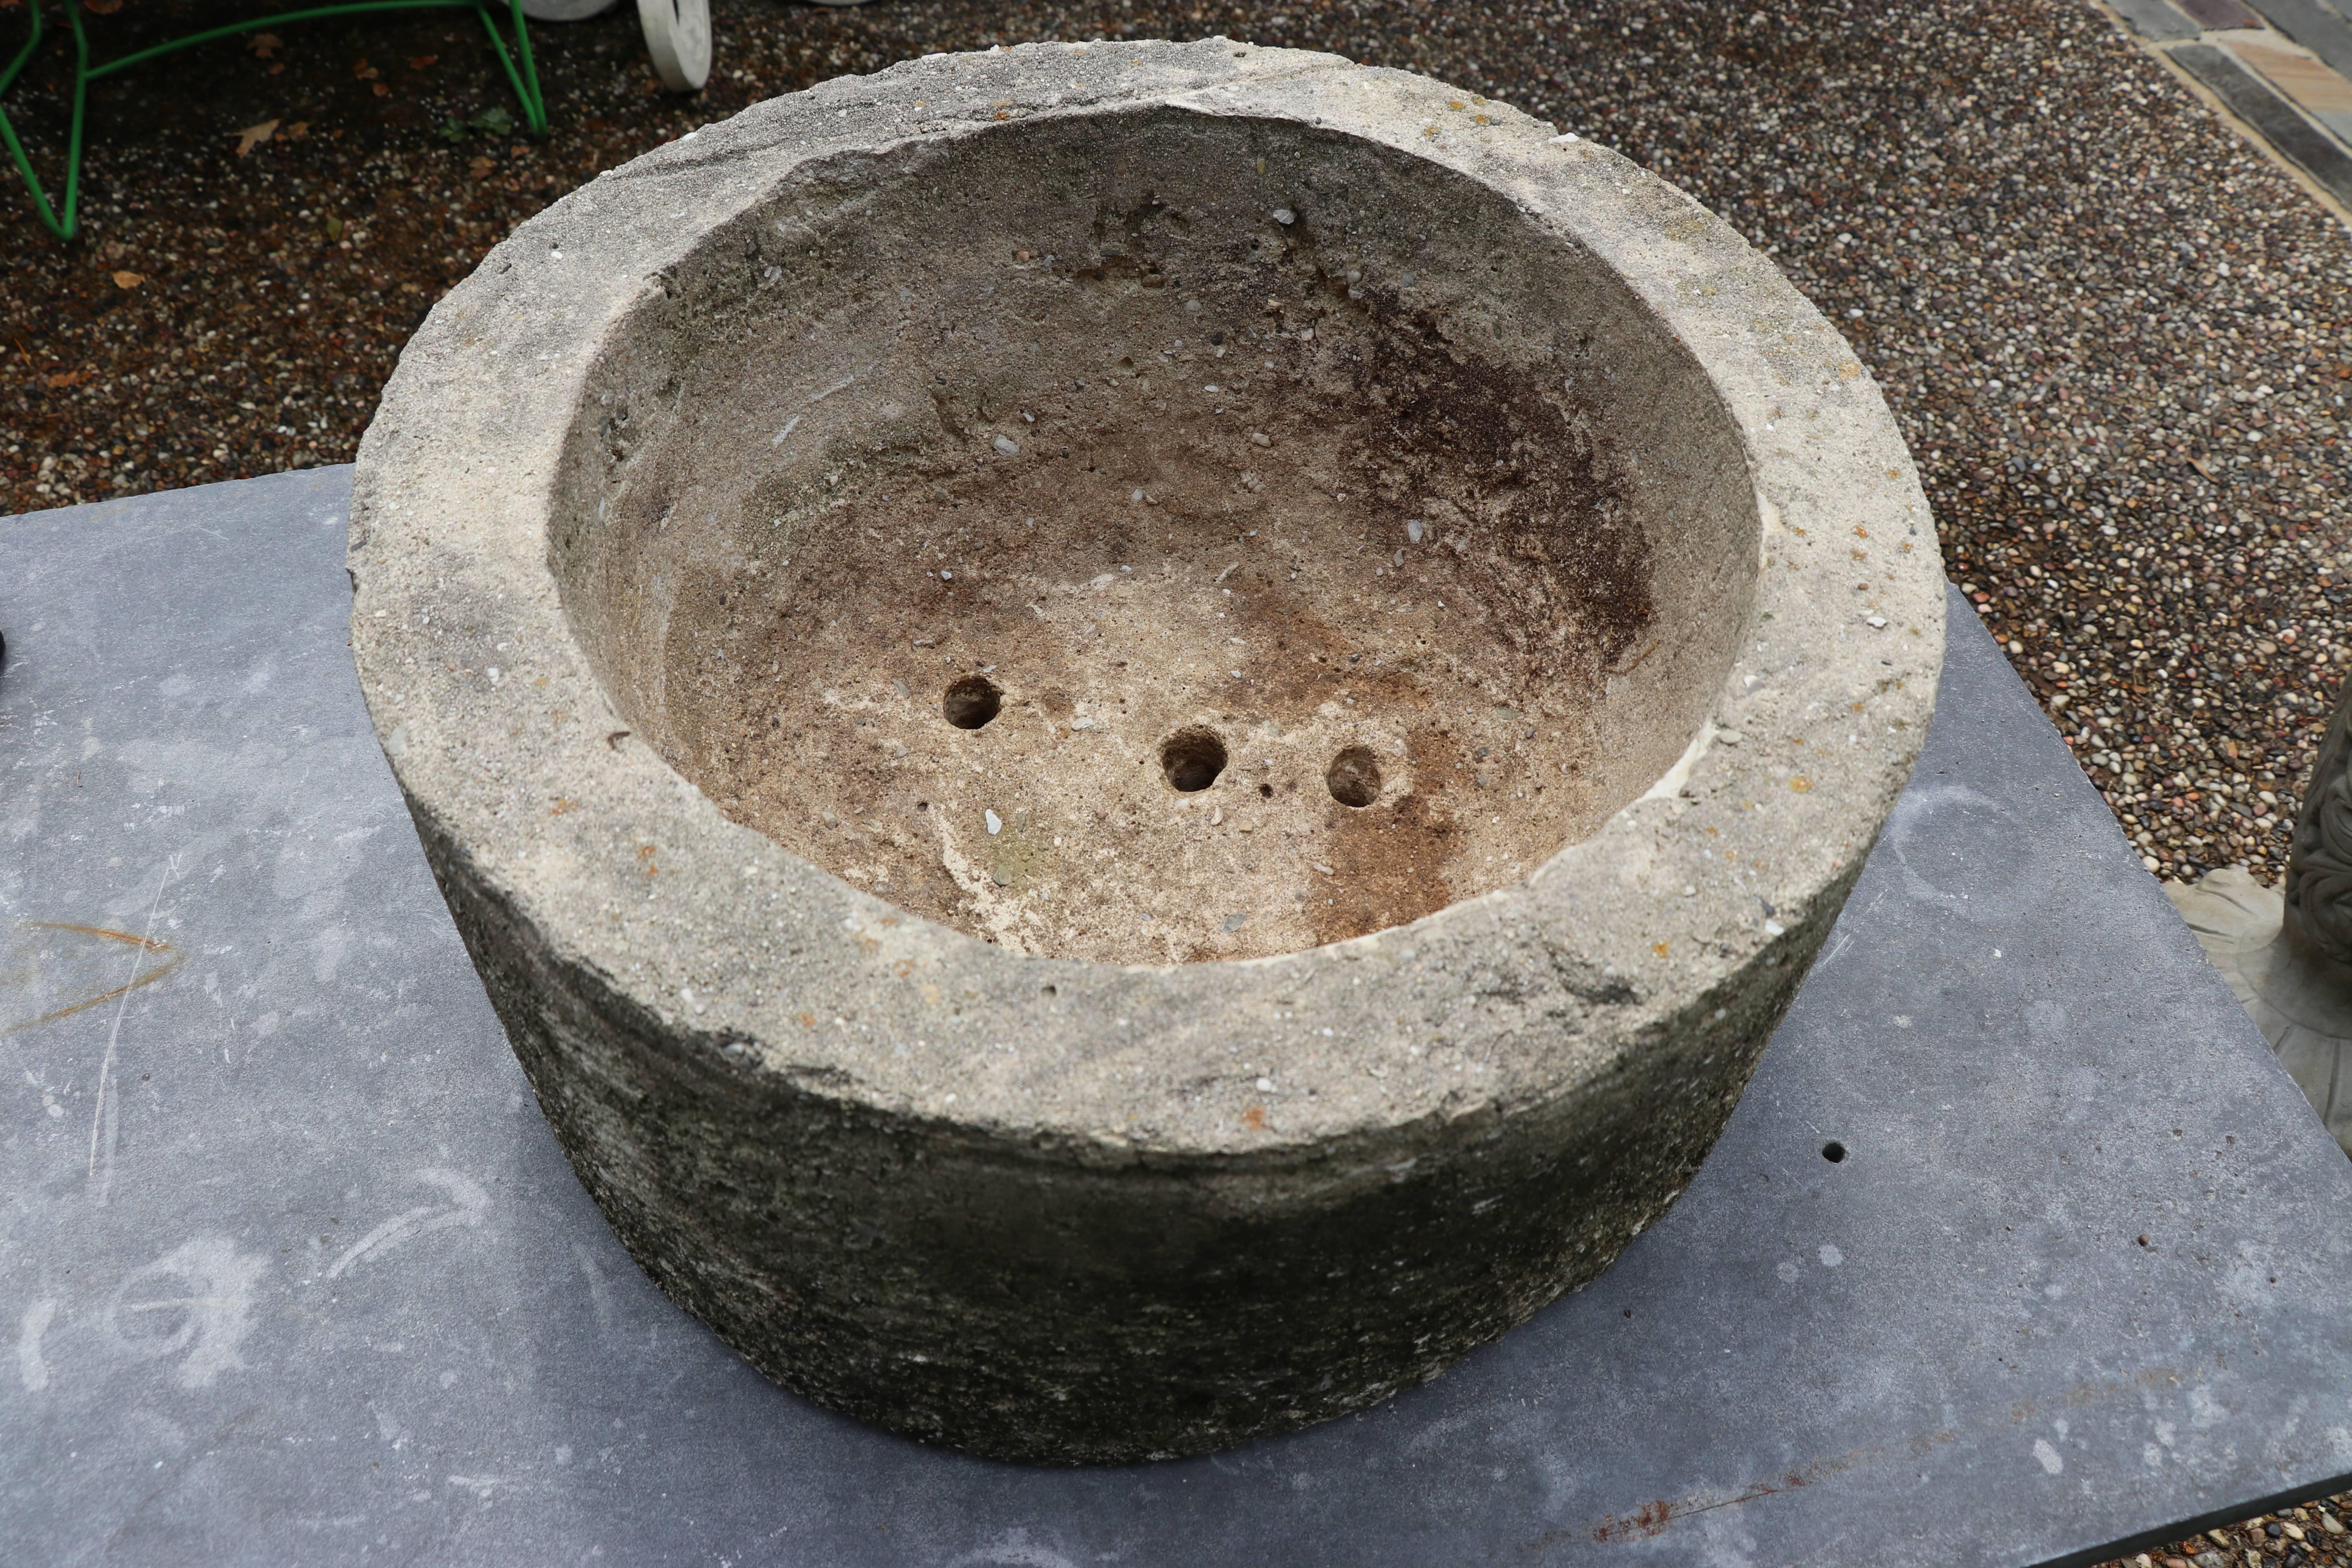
[232,120,278,156]
[245,33,281,58]
[409,54,438,69]
[353,58,379,80]
[82,0,122,13]
[111,271,142,290]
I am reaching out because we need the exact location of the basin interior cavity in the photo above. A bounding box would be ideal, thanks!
[555,107,1758,964]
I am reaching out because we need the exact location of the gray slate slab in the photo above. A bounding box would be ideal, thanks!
[2111,0,2204,43]
[4,469,2351,1567]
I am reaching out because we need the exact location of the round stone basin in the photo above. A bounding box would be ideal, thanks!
[350,40,1946,1464]
[626,144,1686,964]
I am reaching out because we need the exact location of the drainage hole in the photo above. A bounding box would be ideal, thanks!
[1820,1140,1846,1164]
[1325,745,1382,808]
[942,675,1002,730]
[1258,782,1274,799]
[1160,728,1227,792]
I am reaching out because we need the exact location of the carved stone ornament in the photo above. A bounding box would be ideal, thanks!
[2167,686,2352,1154]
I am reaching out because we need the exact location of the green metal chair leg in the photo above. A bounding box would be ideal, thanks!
[475,0,548,134]
[1,0,548,242]
[0,0,91,241]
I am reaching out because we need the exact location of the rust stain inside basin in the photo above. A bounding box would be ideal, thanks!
[564,107,1748,964]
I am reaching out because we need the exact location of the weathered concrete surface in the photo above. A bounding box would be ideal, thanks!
[348,39,1946,1463]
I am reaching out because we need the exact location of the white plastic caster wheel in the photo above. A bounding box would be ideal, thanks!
[637,0,710,91]
[519,0,617,21]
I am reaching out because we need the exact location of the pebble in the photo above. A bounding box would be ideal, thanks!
[2121,1506,2352,1568]
[993,434,1020,456]
[984,809,1002,836]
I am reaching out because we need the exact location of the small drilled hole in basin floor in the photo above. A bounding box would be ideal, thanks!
[1326,746,1382,808]
[1821,1141,1847,1163]
[943,675,1002,730]
[1161,729,1227,793]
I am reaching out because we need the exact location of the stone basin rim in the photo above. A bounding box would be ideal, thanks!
[348,39,1947,1154]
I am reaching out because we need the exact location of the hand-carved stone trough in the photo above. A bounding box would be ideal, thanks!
[349,39,1947,1463]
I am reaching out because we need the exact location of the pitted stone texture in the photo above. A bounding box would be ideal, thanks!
[597,105,1726,966]
[349,39,1946,1463]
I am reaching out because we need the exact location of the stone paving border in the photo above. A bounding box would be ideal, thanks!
[2110,0,2352,214]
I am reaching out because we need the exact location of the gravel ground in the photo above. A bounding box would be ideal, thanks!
[2129,1500,2352,1568]
[4,0,2350,1547]
[6,0,2350,884]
